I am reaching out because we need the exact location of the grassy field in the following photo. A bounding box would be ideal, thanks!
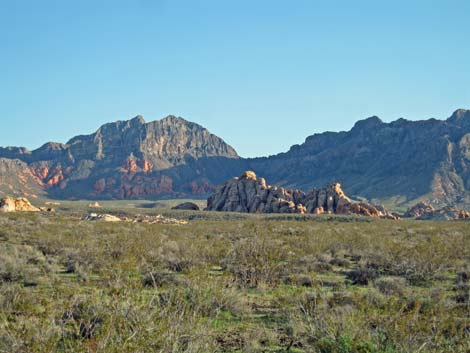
[0,208,469,352]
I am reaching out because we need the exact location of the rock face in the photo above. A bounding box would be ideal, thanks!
[206,171,396,218]
[172,202,200,211]
[0,197,40,212]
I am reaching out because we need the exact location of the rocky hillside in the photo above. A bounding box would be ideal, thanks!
[248,109,470,208]
[0,115,242,199]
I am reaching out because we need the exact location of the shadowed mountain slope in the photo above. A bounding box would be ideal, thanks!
[248,109,470,208]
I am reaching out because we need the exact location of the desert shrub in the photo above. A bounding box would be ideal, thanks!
[346,265,379,285]
[0,252,26,283]
[141,270,177,288]
[454,270,470,304]
[1,212,470,352]
[285,273,314,287]
[0,244,46,284]
[215,329,246,352]
[313,254,334,273]
[330,256,351,267]
[223,236,290,288]
[315,335,381,353]
[0,283,24,312]
[297,290,327,318]
[328,291,356,307]
[145,240,194,273]
[60,249,91,281]
[295,274,314,287]
[374,277,408,296]
[60,298,106,340]
[457,270,470,282]
[294,254,332,273]
[156,278,247,319]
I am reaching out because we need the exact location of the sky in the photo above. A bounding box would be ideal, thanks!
[1,0,469,157]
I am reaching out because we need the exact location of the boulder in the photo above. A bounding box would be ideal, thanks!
[83,213,121,222]
[172,202,200,211]
[88,202,102,208]
[39,207,55,212]
[0,197,40,213]
[206,171,397,218]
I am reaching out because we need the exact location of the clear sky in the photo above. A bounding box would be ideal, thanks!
[1,0,469,157]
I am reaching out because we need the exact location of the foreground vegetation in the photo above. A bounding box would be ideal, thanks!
[0,210,469,352]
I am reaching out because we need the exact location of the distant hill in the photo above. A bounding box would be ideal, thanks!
[2,109,470,208]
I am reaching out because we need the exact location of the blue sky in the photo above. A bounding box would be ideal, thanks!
[1,0,469,157]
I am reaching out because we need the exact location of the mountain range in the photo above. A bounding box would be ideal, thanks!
[2,109,470,209]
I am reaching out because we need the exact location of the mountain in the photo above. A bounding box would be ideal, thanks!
[2,109,470,208]
[248,109,470,208]
[0,115,243,199]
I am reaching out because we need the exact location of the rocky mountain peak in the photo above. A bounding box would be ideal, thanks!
[132,115,146,124]
[448,109,470,123]
[160,115,186,123]
[351,116,384,131]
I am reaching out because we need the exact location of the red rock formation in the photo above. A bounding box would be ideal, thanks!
[142,160,153,173]
[32,166,49,181]
[122,159,138,173]
[46,167,64,187]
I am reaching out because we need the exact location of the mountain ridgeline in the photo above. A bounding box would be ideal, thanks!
[2,109,470,208]
[0,116,242,199]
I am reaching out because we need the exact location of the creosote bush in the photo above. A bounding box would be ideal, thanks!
[223,236,290,288]
[0,212,469,352]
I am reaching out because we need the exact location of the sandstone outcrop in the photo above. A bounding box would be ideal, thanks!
[82,213,188,225]
[172,202,200,211]
[82,213,121,222]
[206,171,396,218]
[88,202,102,208]
[403,201,470,220]
[0,197,40,212]
[404,202,435,218]
[417,207,470,221]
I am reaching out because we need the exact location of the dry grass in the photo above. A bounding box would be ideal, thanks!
[0,211,469,352]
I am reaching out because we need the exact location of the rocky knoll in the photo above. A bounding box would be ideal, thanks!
[206,171,396,218]
[172,202,200,211]
[404,202,470,220]
[0,197,40,212]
